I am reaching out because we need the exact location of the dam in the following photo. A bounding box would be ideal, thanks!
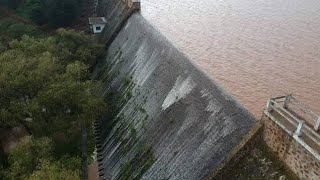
[93,0,256,179]
[91,0,320,179]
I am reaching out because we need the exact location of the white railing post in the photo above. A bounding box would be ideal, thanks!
[314,116,320,131]
[266,99,272,111]
[283,94,292,108]
[295,121,305,137]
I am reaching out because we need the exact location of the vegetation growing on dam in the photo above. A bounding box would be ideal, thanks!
[0,13,106,179]
[119,144,155,180]
[94,47,156,179]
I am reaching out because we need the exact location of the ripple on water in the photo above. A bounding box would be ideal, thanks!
[141,0,320,117]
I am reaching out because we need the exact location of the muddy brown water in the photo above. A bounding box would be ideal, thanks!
[141,0,320,118]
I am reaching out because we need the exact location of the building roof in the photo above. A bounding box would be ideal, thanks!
[89,17,107,25]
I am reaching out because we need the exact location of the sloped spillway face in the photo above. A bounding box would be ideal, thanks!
[94,13,256,180]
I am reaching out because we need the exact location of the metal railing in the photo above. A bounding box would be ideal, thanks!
[264,95,320,160]
[289,95,320,131]
[266,95,320,146]
[266,95,320,133]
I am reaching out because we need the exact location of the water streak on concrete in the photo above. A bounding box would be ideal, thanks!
[94,0,257,179]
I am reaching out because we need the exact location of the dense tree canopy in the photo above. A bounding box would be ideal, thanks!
[48,0,80,26]
[17,0,47,24]
[0,25,106,179]
[0,19,41,47]
[0,0,23,9]
[2,137,81,180]
[1,0,82,26]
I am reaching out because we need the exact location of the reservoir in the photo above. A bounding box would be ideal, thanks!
[141,0,320,117]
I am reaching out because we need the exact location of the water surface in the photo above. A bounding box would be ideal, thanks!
[141,0,320,117]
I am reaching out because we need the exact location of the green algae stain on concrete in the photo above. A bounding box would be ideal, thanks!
[96,68,155,179]
[118,144,155,180]
[94,5,256,178]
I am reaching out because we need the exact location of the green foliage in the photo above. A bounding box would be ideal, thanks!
[0,42,6,53]
[28,159,80,180]
[54,28,104,68]
[2,0,82,27]
[48,0,80,27]
[2,137,82,180]
[8,23,40,38]
[0,31,105,131]
[29,79,105,137]
[0,0,23,9]
[0,29,106,179]
[14,0,81,26]
[17,0,47,24]
[0,19,41,46]
[0,148,7,173]
[4,137,52,179]
[0,38,60,128]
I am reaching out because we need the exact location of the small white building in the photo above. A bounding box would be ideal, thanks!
[89,17,107,34]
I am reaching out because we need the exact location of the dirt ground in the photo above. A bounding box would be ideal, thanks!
[89,162,99,180]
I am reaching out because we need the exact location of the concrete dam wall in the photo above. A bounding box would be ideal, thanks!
[96,0,139,45]
[93,1,257,179]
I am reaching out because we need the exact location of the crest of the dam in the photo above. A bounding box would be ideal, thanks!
[91,0,320,179]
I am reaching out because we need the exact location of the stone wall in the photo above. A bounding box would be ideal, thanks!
[262,114,320,180]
